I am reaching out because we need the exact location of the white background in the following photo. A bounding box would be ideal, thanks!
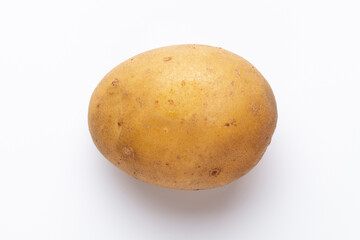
[1,0,359,239]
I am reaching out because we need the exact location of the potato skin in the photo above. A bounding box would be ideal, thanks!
[88,44,277,190]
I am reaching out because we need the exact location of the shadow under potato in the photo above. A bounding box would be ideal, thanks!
[98,153,266,216]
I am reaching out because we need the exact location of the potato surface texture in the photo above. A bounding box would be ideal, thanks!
[88,44,277,190]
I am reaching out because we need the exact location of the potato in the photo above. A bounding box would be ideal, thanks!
[88,44,277,190]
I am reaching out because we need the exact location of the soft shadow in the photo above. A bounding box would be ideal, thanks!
[94,153,271,218]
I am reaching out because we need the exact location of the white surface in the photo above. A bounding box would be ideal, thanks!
[1,0,359,239]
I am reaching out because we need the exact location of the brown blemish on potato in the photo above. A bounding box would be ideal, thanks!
[163,57,172,61]
[163,127,169,133]
[96,104,100,108]
[251,104,258,112]
[176,156,181,160]
[130,58,134,63]
[230,119,237,126]
[181,80,186,86]
[197,165,201,168]
[122,146,135,160]
[117,121,123,127]
[155,100,159,104]
[265,136,271,145]
[203,103,208,107]
[165,162,169,166]
[111,79,119,86]
[225,119,237,127]
[210,168,221,177]
[168,99,174,105]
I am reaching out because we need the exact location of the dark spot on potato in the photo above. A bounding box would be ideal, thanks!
[210,168,221,177]
[133,171,136,175]
[155,100,159,104]
[168,99,174,105]
[194,189,200,191]
[181,80,186,86]
[111,79,119,86]
[163,57,172,61]
[265,136,271,145]
[225,123,230,127]
[130,58,134,63]
[218,47,222,49]
[251,104,258,112]
[122,146,135,160]
[204,117,208,121]
[165,162,169,166]
[96,104,100,108]
[197,165,201,168]
[231,119,237,126]
[176,156,181,160]
[117,121,122,127]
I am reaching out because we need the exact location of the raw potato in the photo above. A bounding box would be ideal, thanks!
[88,44,277,190]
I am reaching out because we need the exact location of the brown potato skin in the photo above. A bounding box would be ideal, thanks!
[88,44,277,190]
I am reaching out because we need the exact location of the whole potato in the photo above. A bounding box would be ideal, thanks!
[88,44,277,190]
